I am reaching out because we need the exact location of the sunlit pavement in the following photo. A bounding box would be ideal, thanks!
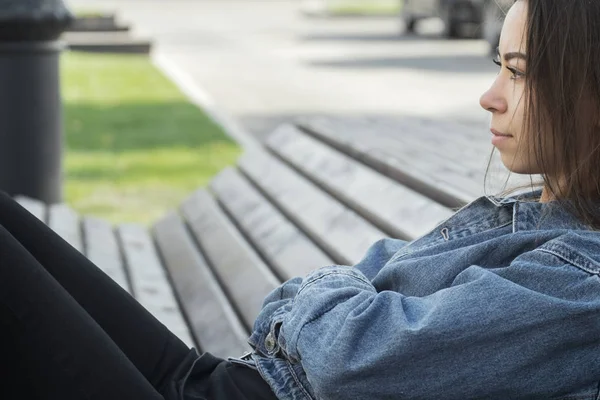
[66,0,499,144]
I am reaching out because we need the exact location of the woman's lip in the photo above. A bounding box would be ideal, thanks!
[492,135,511,146]
[490,129,513,147]
[491,129,512,137]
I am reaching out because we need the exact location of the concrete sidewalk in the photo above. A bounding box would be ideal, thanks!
[66,0,497,146]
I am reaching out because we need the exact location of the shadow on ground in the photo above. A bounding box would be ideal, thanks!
[305,54,496,73]
[297,32,443,43]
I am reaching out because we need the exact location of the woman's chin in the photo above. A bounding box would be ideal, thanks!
[500,159,535,175]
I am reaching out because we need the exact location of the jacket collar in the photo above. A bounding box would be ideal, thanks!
[486,189,592,232]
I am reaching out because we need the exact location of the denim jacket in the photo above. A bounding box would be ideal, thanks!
[243,190,600,400]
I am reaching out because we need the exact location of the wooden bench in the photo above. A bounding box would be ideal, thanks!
[16,116,511,359]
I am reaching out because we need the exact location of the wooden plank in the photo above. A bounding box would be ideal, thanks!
[82,217,131,293]
[297,116,537,207]
[266,125,454,240]
[301,115,488,158]
[238,148,387,266]
[297,117,478,207]
[153,212,249,358]
[14,196,46,222]
[368,118,488,173]
[363,123,536,197]
[118,223,194,347]
[48,203,83,253]
[349,116,527,189]
[179,189,279,331]
[210,167,333,280]
[374,116,489,154]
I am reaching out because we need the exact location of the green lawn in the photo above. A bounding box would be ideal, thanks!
[62,52,241,225]
[327,0,402,16]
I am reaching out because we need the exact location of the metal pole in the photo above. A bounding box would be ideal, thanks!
[0,0,73,203]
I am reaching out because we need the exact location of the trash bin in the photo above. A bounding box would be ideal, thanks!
[0,0,73,203]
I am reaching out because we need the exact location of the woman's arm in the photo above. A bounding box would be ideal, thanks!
[276,250,600,399]
[249,238,410,350]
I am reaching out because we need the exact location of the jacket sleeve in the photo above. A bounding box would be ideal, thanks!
[277,250,600,399]
[249,238,409,352]
[352,238,410,280]
[248,276,302,351]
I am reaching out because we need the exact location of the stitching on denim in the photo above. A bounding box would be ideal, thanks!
[388,221,513,264]
[540,237,600,274]
[537,248,600,275]
[286,363,315,400]
[295,271,372,298]
[288,300,340,361]
[287,273,370,361]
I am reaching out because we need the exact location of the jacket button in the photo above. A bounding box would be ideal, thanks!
[265,333,276,352]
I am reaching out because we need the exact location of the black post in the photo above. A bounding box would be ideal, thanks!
[0,0,73,203]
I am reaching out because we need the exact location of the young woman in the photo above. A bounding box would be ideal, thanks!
[2,0,600,398]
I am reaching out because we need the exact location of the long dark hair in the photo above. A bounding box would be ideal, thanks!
[485,0,600,229]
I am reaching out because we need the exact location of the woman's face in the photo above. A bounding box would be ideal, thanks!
[480,1,536,174]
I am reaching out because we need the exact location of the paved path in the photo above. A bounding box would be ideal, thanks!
[66,0,499,145]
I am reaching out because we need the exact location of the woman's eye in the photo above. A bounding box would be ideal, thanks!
[492,56,525,80]
[506,66,525,80]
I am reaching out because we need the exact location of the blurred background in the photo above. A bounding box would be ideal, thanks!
[33,0,514,223]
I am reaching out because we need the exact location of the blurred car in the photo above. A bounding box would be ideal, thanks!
[402,0,513,50]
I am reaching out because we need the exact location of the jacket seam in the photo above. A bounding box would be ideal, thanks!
[389,221,514,264]
[286,363,315,400]
[537,248,600,275]
[296,270,372,298]
[286,299,342,363]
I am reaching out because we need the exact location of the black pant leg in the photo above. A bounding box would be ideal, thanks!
[0,224,164,399]
[181,353,278,400]
[0,192,191,395]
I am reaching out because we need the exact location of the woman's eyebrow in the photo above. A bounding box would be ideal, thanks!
[495,47,527,62]
[504,52,527,62]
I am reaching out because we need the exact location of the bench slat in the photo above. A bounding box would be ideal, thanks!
[367,124,485,182]
[300,116,488,167]
[266,125,454,240]
[48,204,84,253]
[368,121,486,178]
[118,224,194,347]
[153,212,249,358]
[374,117,489,160]
[15,196,47,222]
[238,149,386,266]
[297,117,479,207]
[211,167,334,280]
[82,217,131,293]
[180,190,279,331]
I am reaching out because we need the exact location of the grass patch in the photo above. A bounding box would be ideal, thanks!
[62,52,240,224]
[327,0,402,16]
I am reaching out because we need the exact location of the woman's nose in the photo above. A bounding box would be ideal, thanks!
[479,83,507,114]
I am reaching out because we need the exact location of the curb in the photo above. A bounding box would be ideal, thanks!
[152,52,260,151]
